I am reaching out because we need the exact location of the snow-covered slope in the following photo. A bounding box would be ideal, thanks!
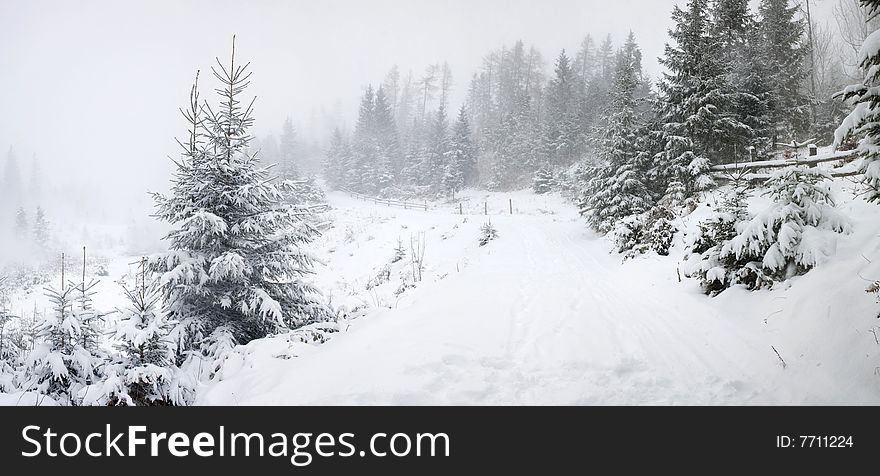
[198,189,880,405]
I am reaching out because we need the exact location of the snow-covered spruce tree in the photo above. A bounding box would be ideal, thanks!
[710,0,771,161]
[278,117,299,181]
[373,86,399,192]
[491,95,542,190]
[757,0,811,143]
[151,39,331,350]
[532,166,554,194]
[105,259,178,406]
[836,0,880,202]
[444,106,476,196]
[543,50,581,167]
[283,177,328,206]
[580,32,652,234]
[718,167,850,289]
[655,0,750,202]
[683,185,753,294]
[478,221,498,246]
[323,127,348,190]
[25,260,105,405]
[423,105,451,193]
[32,206,50,254]
[350,85,377,193]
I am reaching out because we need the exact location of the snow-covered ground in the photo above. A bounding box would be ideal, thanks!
[3,184,879,405]
[190,187,880,405]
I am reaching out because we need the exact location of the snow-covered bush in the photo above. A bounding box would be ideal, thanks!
[683,186,753,294]
[283,177,327,205]
[391,239,406,264]
[532,166,555,194]
[24,280,105,405]
[479,222,498,246]
[102,262,179,405]
[687,167,850,293]
[610,205,678,258]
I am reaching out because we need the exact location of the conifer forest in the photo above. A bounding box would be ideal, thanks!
[2,0,880,405]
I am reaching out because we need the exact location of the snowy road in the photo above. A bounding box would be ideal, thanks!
[199,190,805,405]
[194,187,880,405]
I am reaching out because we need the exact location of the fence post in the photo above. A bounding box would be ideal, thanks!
[484,202,487,216]
[509,198,512,214]
[424,199,427,211]
[459,203,463,215]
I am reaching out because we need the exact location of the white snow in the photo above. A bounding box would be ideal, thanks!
[192,188,880,405]
[3,185,879,406]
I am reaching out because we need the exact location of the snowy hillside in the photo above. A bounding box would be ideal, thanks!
[192,187,880,405]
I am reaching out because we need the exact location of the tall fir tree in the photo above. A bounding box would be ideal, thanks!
[350,85,376,192]
[151,39,330,348]
[443,106,476,195]
[323,127,348,189]
[580,32,652,233]
[32,206,50,254]
[711,0,772,160]
[278,117,299,181]
[543,50,580,166]
[836,0,880,201]
[758,0,811,143]
[423,105,450,192]
[373,86,398,191]
[654,0,731,204]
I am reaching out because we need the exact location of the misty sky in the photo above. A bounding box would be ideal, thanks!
[0,0,836,213]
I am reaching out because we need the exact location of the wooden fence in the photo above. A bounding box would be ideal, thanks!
[710,150,858,182]
[337,187,429,211]
[337,187,519,216]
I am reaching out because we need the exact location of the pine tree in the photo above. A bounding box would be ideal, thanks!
[151,39,330,348]
[423,106,450,192]
[443,106,476,195]
[684,185,753,294]
[491,95,541,189]
[352,85,377,193]
[573,35,597,88]
[711,0,771,160]
[32,206,50,253]
[110,258,178,405]
[26,257,104,405]
[532,166,554,194]
[655,0,733,203]
[373,86,398,191]
[835,0,880,201]
[323,127,348,189]
[278,117,299,181]
[758,0,811,143]
[543,50,580,166]
[722,167,850,288]
[580,33,652,233]
[581,35,616,140]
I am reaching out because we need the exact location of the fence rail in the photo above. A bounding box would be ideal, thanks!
[335,187,524,216]
[710,150,860,183]
[337,187,429,211]
[709,150,856,173]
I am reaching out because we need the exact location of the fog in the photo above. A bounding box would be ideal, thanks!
[0,0,840,251]
[0,1,682,202]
